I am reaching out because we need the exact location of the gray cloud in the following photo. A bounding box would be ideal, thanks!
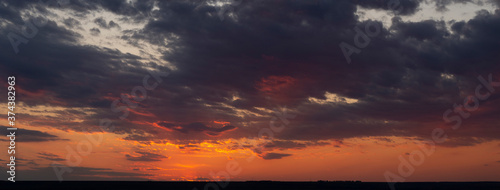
[261,152,293,160]
[90,27,100,35]
[157,122,237,136]
[125,151,168,162]
[37,152,65,161]
[0,126,67,142]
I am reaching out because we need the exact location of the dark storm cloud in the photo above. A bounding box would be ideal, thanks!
[0,0,49,26]
[0,0,169,124]
[391,19,450,41]
[356,0,421,15]
[432,0,500,11]
[50,0,158,22]
[118,0,367,125]
[125,151,168,162]
[0,0,499,148]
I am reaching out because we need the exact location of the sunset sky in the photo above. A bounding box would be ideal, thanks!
[1,0,500,182]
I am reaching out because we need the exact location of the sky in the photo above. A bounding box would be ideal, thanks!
[1,0,500,182]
